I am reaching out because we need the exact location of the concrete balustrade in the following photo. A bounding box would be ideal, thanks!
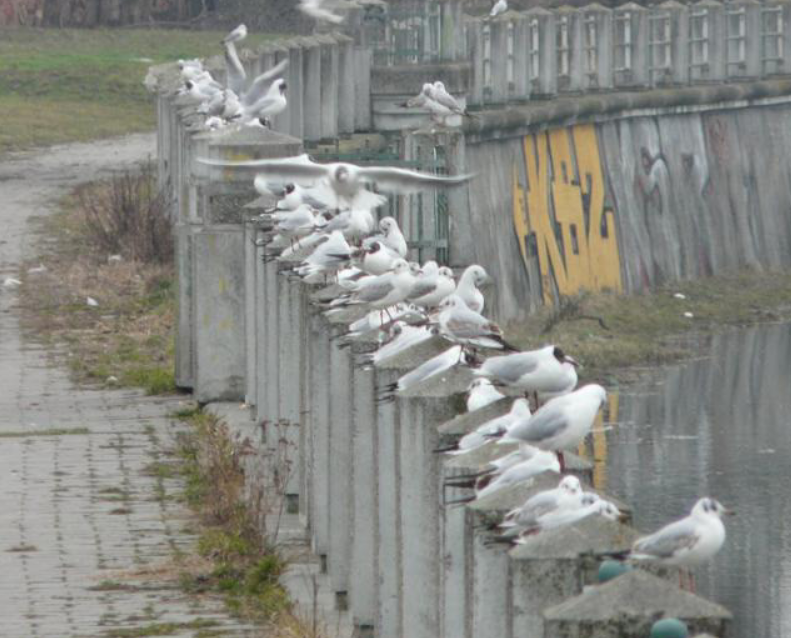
[148,46,738,638]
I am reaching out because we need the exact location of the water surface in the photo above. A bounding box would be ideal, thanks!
[598,323,791,638]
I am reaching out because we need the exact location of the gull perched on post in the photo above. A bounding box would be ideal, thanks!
[495,475,584,538]
[222,23,248,44]
[489,0,507,19]
[606,498,733,591]
[438,295,518,351]
[199,154,474,210]
[499,384,607,471]
[473,345,579,402]
[455,264,489,313]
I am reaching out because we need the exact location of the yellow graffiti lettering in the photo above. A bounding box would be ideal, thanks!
[513,124,622,303]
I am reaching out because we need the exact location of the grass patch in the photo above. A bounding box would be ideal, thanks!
[172,412,317,632]
[17,167,178,395]
[0,27,280,153]
[507,269,791,384]
[87,580,139,592]
[0,427,89,438]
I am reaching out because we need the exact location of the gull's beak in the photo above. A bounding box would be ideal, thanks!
[565,355,580,368]
[723,509,736,517]
[617,511,630,523]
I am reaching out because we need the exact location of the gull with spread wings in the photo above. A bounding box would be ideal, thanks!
[198,154,474,209]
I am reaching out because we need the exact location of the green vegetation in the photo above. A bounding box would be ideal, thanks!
[174,411,298,627]
[508,269,791,384]
[0,28,279,153]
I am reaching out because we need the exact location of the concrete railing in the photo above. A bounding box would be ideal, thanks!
[466,0,791,106]
[152,64,735,638]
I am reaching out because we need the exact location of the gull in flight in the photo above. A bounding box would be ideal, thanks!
[466,378,505,412]
[606,497,733,591]
[222,23,247,44]
[299,0,344,23]
[499,384,607,471]
[199,154,474,209]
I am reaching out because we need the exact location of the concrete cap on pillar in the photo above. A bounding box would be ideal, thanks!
[543,570,732,637]
[509,517,639,560]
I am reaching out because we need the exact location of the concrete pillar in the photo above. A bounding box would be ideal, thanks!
[512,15,531,101]
[648,2,688,87]
[689,0,726,82]
[353,46,372,131]
[509,517,640,637]
[319,35,340,141]
[327,312,356,604]
[337,36,356,135]
[349,337,379,633]
[287,43,305,140]
[557,7,583,93]
[542,569,733,637]
[581,4,614,91]
[302,38,322,142]
[192,227,246,402]
[271,44,291,134]
[612,3,649,88]
[468,18,486,106]
[727,0,762,80]
[489,17,510,104]
[525,8,557,97]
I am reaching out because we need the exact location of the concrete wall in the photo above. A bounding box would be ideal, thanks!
[459,96,791,322]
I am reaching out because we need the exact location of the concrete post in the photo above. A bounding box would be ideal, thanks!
[319,35,340,140]
[557,6,583,93]
[489,17,511,104]
[468,18,486,106]
[542,569,733,637]
[302,38,323,142]
[728,0,762,80]
[337,35,357,134]
[525,8,557,97]
[512,15,531,101]
[689,0,726,82]
[612,3,649,89]
[354,46,373,131]
[509,517,640,637]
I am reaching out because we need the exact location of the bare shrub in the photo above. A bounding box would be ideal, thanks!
[77,161,173,265]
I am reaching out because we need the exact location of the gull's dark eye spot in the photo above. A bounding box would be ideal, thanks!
[553,346,565,362]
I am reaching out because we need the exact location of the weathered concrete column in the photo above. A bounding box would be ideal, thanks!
[287,42,305,140]
[319,34,340,140]
[489,17,510,104]
[558,6,583,93]
[337,35,356,134]
[511,15,531,101]
[353,46,372,131]
[302,38,323,142]
[509,517,640,637]
[467,18,486,105]
[542,569,733,637]
[581,4,614,91]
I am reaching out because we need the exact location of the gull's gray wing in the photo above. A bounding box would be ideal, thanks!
[199,155,328,183]
[355,279,395,304]
[483,352,540,384]
[241,59,289,106]
[633,519,700,559]
[505,490,558,527]
[408,280,438,300]
[247,96,279,116]
[434,89,463,112]
[224,42,247,96]
[507,405,568,445]
[356,166,473,193]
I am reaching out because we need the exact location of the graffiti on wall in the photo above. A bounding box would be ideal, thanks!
[512,124,622,303]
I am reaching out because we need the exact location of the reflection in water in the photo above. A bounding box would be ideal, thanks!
[596,323,791,638]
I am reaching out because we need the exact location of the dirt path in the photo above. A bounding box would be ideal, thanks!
[0,135,260,638]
